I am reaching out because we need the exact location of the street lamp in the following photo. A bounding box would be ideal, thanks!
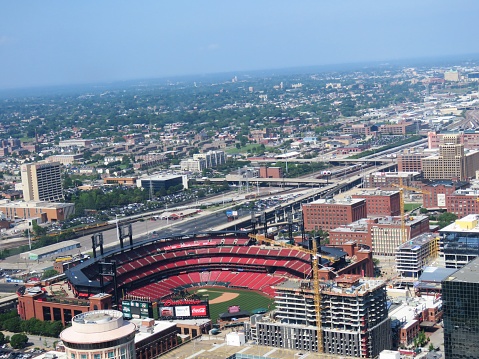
[27,221,32,250]
[115,214,120,240]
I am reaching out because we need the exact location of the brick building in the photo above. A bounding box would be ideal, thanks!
[302,197,367,231]
[0,200,75,223]
[378,121,416,135]
[367,171,421,189]
[352,190,401,216]
[397,147,429,172]
[446,189,479,218]
[18,285,113,325]
[329,216,430,256]
[259,166,283,179]
[422,180,469,210]
[342,124,376,136]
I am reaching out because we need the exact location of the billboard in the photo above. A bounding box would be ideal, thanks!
[121,300,153,319]
[228,305,241,314]
[191,305,208,317]
[175,306,191,317]
[158,299,209,320]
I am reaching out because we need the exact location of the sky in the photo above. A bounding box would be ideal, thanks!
[1,0,479,90]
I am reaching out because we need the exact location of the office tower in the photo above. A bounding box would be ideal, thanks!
[422,134,479,181]
[442,257,479,358]
[21,161,64,202]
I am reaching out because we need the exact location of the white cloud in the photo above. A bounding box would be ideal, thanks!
[0,35,11,45]
[207,43,219,50]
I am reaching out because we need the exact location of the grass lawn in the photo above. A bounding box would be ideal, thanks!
[193,288,275,323]
[404,203,422,212]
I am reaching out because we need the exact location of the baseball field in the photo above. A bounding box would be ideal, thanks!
[194,287,275,323]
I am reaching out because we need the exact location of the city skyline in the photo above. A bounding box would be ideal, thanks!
[2,0,479,90]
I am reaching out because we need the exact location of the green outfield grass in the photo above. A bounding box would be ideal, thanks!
[193,288,275,323]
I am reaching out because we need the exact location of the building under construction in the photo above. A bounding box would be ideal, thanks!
[246,275,392,358]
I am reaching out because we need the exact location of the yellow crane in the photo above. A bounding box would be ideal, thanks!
[392,183,431,243]
[248,233,324,353]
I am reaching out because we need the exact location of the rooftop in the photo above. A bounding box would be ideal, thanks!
[396,233,436,251]
[60,310,136,343]
[419,267,457,283]
[309,197,364,206]
[444,257,479,284]
[440,214,479,233]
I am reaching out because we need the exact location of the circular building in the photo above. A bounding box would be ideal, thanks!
[60,310,137,359]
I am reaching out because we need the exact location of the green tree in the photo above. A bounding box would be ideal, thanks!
[32,221,47,236]
[437,212,457,228]
[42,269,59,280]
[0,332,4,345]
[10,333,28,349]
[3,316,22,332]
[428,343,435,352]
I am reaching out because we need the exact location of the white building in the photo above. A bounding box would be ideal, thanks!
[395,233,437,279]
[60,310,137,359]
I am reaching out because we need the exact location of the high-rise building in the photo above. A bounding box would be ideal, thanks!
[21,161,64,202]
[422,134,479,181]
[247,276,392,357]
[442,257,479,358]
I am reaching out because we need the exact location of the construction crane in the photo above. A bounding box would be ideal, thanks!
[248,233,324,353]
[392,183,431,243]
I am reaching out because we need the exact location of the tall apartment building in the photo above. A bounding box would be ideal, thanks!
[395,233,438,279]
[193,150,225,168]
[21,161,64,202]
[302,197,367,231]
[352,190,401,216]
[248,276,391,357]
[329,216,430,256]
[422,134,479,181]
[439,214,479,268]
[321,275,391,358]
[442,257,479,358]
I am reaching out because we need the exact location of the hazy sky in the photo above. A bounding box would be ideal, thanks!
[1,0,478,89]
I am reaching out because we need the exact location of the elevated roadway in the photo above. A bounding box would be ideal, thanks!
[214,162,396,231]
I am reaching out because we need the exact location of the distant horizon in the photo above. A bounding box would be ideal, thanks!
[2,1,479,92]
[1,52,478,97]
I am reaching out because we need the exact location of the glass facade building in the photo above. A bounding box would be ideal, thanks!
[442,258,479,358]
[439,215,479,268]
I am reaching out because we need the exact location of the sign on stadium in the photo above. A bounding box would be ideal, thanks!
[158,299,209,320]
[121,299,155,320]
